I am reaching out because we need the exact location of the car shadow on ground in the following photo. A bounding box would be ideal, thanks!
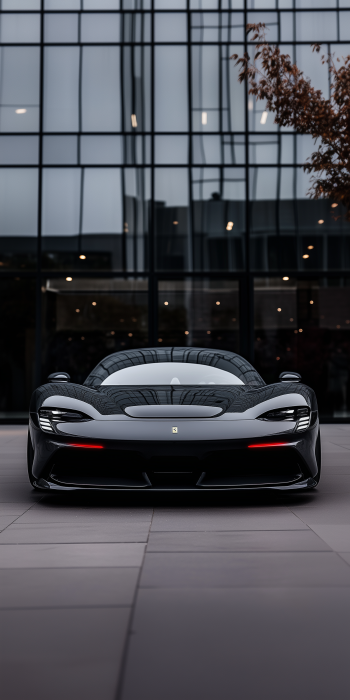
[35,488,319,511]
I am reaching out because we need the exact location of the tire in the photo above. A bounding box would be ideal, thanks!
[27,431,39,489]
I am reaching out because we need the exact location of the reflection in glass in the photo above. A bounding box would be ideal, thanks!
[42,168,150,273]
[0,47,40,132]
[0,136,38,165]
[0,13,40,43]
[0,169,38,270]
[155,168,189,271]
[0,277,36,416]
[43,47,79,132]
[155,46,188,132]
[155,135,189,164]
[42,277,148,385]
[44,14,79,43]
[254,277,350,418]
[82,47,121,132]
[192,167,245,271]
[81,13,121,43]
[155,12,187,42]
[43,136,77,165]
[158,279,239,352]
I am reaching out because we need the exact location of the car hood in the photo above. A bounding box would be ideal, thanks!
[31,381,317,416]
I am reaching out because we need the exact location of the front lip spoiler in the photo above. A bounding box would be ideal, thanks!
[34,477,317,492]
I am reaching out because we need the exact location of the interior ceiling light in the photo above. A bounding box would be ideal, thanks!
[318,219,324,224]
[184,331,189,335]
[128,333,133,337]
[260,111,268,125]
[66,276,72,281]
[216,301,220,305]
[307,245,314,250]
[226,221,234,231]
[310,300,314,305]
[277,308,282,312]
[173,221,178,225]
[158,338,163,342]
[75,308,80,313]
[290,317,294,321]
[303,254,309,259]
[15,108,26,114]
[283,276,289,281]
[299,328,303,332]
[207,330,211,334]
[248,99,253,111]
[331,203,338,208]
[79,254,86,259]
[131,114,137,128]
[201,111,207,125]
[92,301,97,306]
[164,301,169,305]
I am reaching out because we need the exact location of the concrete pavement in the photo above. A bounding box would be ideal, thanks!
[1,425,350,700]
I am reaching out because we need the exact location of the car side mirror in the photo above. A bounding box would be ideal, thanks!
[279,371,301,383]
[47,372,71,383]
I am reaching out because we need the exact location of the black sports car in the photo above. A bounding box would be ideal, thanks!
[28,347,321,492]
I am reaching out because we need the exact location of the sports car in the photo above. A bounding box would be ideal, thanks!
[27,347,321,492]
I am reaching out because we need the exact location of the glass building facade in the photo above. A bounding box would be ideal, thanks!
[1,0,350,420]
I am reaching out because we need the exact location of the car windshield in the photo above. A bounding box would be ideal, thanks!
[101,362,244,386]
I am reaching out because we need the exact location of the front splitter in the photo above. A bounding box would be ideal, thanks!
[34,477,317,492]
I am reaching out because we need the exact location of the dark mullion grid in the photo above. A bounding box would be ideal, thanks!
[34,0,44,387]
[148,0,156,347]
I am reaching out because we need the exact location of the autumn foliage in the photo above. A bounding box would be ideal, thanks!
[232,24,350,220]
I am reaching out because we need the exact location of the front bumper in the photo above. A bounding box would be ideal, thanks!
[29,415,320,492]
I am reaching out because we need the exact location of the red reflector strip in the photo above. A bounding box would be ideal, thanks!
[248,443,288,448]
[69,444,104,449]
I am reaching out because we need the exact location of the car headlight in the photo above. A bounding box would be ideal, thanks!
[38,408,92,434]
[257,406,311,431]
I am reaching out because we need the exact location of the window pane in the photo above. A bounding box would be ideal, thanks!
[224,44,245,131]
[0,168,38,236]
[81,14,121,43]
[82,168,123,235]
[254,278,350,419]
[43,47,79,132]
[45,0,80,8]
[42,168,81,238]
[155,135,188,164]
[155,46,188,132]
[192,45,220,131]
[155,0,186,7]
[43,136,78,165]
[84,0,120,7]
[155,167,189,271]
[0,135,38,164]
[0,14,40,43]
[158,279,239,352]
[192,167,245,271]
[154,12,187,42]
[0,47,40,132]
[122,46,151,132]
[82,47,121,132]
[0,168,38,270]
[3,0,40,8]
[122,12,151,42]
[249,135,279,165]
[42,277,148,386]
[0,278,36,417]
[44,14,79,43]
[295,11,338,42]
[80,136,123,164]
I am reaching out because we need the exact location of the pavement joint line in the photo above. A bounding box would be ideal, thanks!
[115,506,155,700]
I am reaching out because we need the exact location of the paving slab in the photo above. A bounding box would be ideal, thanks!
[1,607,129,700]
[140,551,350,588]
[0,522,151,543]
[147,529,331,552]
[151,507,308,531]
[0,543,145,568]
[0,567,139,608]
[120,587,350,700]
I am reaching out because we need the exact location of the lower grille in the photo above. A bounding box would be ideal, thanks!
[48,446,304,489]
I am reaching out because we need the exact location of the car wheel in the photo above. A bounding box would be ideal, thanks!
[27,431,39,489]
